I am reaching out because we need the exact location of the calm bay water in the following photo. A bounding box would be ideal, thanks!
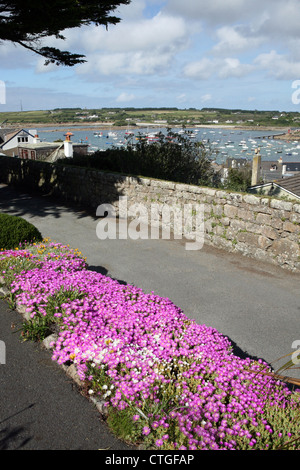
[36,126,300,165]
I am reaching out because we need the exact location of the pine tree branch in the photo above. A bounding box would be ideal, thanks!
[16,40,86,66]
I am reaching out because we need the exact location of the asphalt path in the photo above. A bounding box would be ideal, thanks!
[0,299,132,450]
[0,183,299,450]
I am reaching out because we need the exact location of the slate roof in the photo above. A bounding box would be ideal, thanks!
[260,160,282,182]
[250,173,300,199]
[0,128,18,144]
[275,173,300,198]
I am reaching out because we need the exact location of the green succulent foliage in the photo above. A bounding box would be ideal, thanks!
[0,213,42,250]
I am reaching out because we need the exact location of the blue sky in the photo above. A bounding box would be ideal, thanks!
[1,0,300,112]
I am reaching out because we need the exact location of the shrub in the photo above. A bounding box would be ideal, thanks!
[58,130,217,186]
[0,213,43,250]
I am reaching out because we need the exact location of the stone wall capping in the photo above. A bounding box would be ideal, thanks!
[270,199,293,211]
[242,194,261,205]
[138,177,151,186]
[261,197,271,206]
[293,203,300,214]
[215,190,229,199]
[200,187,216,197]
[228,193,243,204]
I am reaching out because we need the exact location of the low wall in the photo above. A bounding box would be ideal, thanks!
[0,156,300,272]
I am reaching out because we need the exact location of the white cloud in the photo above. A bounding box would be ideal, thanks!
[219,58,253,78]
[79,49,178,76]
[0,42,35,69]
[201,93,212,102]
[254,50,300,80]
[35,59,60,74]
[212,26,264,55]
[116,92,135,102]
[184,57,253,80]
[67,10,191,78]
[258,0,300,39]
[183,58,215,80]
[70,12,188,54]
[164,0,248,23]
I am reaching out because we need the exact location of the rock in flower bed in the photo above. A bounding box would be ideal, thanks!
[0,240,299,450]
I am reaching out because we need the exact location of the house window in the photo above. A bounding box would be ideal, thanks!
[18,136,28,143]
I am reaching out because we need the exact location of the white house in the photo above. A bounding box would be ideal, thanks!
[0,128,37,151]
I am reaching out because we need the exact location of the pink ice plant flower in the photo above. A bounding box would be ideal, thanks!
[2,243,299,450]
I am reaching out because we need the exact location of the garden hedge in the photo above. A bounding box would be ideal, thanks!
[0,213,42,250]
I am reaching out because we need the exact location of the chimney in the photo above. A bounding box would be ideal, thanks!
[251,148,261,186]
[33,134,40,144]
[64,132,73,158]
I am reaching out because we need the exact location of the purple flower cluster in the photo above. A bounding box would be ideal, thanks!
[2,243,299,450]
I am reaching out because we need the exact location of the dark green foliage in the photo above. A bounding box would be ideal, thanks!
[223,167,252,192]
[0,0,131,66]
[59,130,217,186]
[0,213,42,250]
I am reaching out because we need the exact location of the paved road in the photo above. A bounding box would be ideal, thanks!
[0,300,133,450]
[0,183,299,449]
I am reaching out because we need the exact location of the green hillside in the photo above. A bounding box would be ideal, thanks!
[0,107,299,128]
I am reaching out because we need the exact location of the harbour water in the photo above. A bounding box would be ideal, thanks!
[36,126,300,165]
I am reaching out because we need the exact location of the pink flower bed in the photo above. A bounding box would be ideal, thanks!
[1,243,299,450]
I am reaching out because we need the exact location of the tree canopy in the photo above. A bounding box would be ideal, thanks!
[0,0,130,66]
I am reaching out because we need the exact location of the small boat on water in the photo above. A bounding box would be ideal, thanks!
[108,131,118,138]
[147,132,159,142]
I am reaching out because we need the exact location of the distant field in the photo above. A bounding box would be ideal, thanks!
[0,107,299,128]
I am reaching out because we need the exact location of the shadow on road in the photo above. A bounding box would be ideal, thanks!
[0,184,98,221]
[0,425,32,450]
[0,404,35,450]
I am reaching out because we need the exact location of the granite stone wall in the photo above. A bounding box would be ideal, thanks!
[1,156,299,272]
